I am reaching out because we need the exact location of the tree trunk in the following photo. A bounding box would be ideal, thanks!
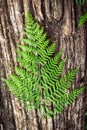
[0,0,87,130]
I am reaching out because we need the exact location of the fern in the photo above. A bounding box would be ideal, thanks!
[75,0,87,5]
[78,12,87,28]
[4,11,84,118]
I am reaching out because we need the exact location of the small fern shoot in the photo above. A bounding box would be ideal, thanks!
[78,12,87,28]
[4,11,84,118]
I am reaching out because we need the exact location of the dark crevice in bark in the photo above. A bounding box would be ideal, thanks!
[60,0,64,23]
[9,94,17,129]
[0,19,3,37]
[20,0,25,23]
[56,27,61,52]
[84,24,87,109]
[24,108,30,130]
[0,91,6,129]
[3,0,12,25]
[52,117,55,130]
[71,1,74,33]
[41,0,45,21]
[49,0,53,15]
[29,0,35,19]
[73,1,79,29]
[51,104,55,130]
[35,109,42,130]
[1,87,16,130]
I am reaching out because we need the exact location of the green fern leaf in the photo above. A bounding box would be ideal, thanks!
[4,11,85,119]
[75,0,87,5]
[78,12,87,28]
[65,87,84,106]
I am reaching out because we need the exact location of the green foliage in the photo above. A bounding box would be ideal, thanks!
[75,0,87,27]
[85,110,87,130]
[53,0,87,27]
[4,11,84,118]
[78,12,87,28]
[75,0,87,5]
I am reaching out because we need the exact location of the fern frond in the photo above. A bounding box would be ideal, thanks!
[9,74,23,87]
[20,38,35,46]
[4,79,20,97]
[55,68,78,92]
[4,11,84,119]
[78,12,87,28]
[42,59,66,88]
[44,51,62,71]
[15,67,28,79]
[17,57,30,70]
[16,50,38,63]
[75,0,87,5]
[65,87,84,106]
[46,42,56,56]
[17,44,37,53]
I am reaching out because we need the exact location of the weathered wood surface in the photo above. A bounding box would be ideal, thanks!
[0,0,87,130]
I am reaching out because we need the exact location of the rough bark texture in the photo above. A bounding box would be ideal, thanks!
[0,0,87,130]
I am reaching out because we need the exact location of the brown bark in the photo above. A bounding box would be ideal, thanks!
[0,0,87,130]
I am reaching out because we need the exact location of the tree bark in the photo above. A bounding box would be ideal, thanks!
[0,0,87,130]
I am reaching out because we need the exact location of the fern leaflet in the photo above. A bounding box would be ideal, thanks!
[78,12,87,28]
